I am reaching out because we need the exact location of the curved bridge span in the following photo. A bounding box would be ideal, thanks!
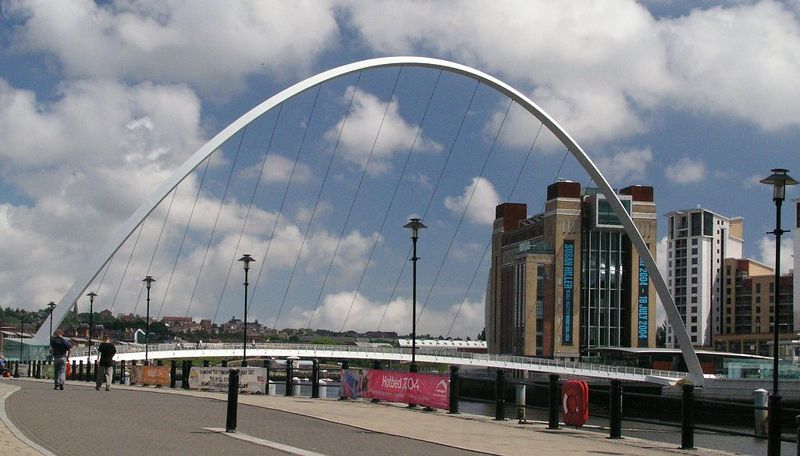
[70,342,686,386]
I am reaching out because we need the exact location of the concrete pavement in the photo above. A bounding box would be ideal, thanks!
[0,378,742,455]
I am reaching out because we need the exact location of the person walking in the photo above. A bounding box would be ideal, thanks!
[95,335,116,391]
[50,330,71,390]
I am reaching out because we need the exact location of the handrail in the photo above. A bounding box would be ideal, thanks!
[69,342,688,381]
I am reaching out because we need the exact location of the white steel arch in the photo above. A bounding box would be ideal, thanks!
[33,57,703,385]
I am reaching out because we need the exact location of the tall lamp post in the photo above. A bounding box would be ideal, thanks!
[18,314,24,363]
[47,301,56,337]
[238,254,255,367]
[403,218,426,373]
[142,276,156,365]
[86,292,97,362]
[761,168,798,456]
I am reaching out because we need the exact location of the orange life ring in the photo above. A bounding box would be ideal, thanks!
[562,380,589,426]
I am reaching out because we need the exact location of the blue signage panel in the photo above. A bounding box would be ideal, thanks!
[637,258,649,347]
[562,241,574,345]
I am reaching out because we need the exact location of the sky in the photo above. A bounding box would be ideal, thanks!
[0,0,798,339]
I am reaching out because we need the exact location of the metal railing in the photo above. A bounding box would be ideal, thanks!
[69,342,688,382]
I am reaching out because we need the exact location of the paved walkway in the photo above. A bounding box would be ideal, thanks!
[0,378,743,455]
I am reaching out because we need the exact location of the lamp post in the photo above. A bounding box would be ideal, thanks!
[761,168,798,456]
[403,218,426,373]
[238,254,255,367]
[18,314,24,363]
[86,292,96,363]
[142,276,156,365]
[47,301,56,337]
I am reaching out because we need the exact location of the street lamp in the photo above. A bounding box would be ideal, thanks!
[403,218,426,373]
[18,314,24,363]
[47,301,56,337]
[86,292,97,362]
[142,276,156,365]
[761,167,798,456]
[238,254,255,367]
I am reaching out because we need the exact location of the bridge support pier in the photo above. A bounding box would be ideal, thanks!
[170,360,177,388]
[609,380,622,439]
[516,384,526,422]
[495,369,506,421]
[263,359,271,395]
[449,365,459,414]
[548,374,559,429]
[371,360,381,403]
[182,360,192,389]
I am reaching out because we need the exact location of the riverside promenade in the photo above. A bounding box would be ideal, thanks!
[0,378,742,456]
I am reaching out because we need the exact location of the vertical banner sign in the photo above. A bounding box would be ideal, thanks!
[562,241,574,345]
[638,258,649,347]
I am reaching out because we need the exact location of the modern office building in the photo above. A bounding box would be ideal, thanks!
[486,181,657,360]
[663,209,743,348]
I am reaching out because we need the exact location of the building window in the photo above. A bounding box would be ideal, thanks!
[691,287,697,294]
[692,238,698,245]
[692,258,697,265]
[691,248,698,255]
[691,316,697,323]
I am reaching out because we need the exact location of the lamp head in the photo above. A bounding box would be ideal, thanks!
[142,275,156,289]
[47,301,56,310]
[760,168,798,202]
[238,254,255,271]
[403,218,427,240]
[86,292,97,301]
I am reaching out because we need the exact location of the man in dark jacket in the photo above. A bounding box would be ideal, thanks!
[95,336,116,391]
[50,330,71,390]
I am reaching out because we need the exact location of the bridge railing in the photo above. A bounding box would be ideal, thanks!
[70,342,688,381]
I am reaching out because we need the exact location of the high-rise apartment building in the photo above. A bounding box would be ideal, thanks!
[486,181,657,360]
[664,209,743,348]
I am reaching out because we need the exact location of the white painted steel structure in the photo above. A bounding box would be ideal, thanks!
[68,343,686,386]
[32,57,703,385]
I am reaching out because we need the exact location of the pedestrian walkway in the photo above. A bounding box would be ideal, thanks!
[1,378,740,455]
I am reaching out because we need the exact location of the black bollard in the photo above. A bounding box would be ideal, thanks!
[371,360,381,403]
[495,369,506,421]
[221,359,228,367]
[182,360,192,389]
[285,359,294,397]
[311,359,320,399]
[609,380,622,439]
[796,415,800,456]
[13,361,18,378]
[548,374,560,429]
[170,360,177,388]
[71,360,77,381]
[225,369,239,433]
[681,383,695,449]
[34,361,39,379]
[449,365,460,414]
[86,360,92,383]
[263,359,271,395]
[78,360,84,381]
[119,360,126,385]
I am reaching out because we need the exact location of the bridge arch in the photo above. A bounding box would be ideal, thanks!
[33,57,703,385]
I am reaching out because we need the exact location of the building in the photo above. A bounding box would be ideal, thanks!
[486,181,657,360]
[713,258,794,358]
[794,198,799,329]
[664,208,743,348]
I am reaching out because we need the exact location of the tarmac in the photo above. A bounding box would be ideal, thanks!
[0,377,744,455]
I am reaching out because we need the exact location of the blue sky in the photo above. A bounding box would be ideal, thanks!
[0,0,797,338]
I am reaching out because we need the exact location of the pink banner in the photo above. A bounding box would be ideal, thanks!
[364,370,450,410]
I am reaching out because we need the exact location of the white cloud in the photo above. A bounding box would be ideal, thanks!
[283,291,483,338]
[594,147,654,184]
[664,157,706,183]
[342,0,800,141]
[6,0,339,94]
[757,235,794,274]
[325,87,442,174]
[443,177,501,225]
[239,154,312,185]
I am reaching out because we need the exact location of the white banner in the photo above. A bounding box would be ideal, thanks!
[188,366,267,393]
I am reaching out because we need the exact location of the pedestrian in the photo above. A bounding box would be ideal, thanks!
[50,330,71,390]
[95,335,116,391]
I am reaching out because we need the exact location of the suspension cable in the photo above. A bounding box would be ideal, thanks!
[248,84,323,325]
[416,98,514,324]
[109,222,145,312]
[133,187,176,318]
[156,156,212,318]
[302,73,367,328]
[310,70,443,330]
[445,122,545,337]
[211,104,284,324]
[185,127,248,318]
[376,79,481,331]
